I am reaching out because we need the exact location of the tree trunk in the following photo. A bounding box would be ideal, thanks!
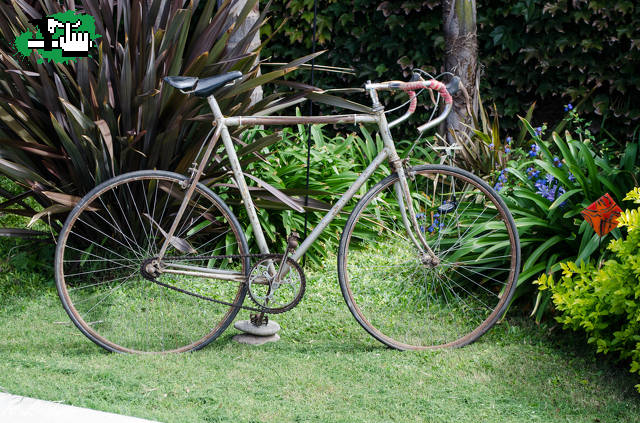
[442,0,478,145]
[224,0,263,104]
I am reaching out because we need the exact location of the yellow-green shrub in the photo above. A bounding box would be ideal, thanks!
[535,188,640,392]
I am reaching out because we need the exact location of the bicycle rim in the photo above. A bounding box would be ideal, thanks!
[338,165,520,350]
[55,170,248,353]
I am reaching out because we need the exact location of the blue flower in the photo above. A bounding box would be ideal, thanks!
[506,136,512,144]
[493,182,503,192]
[528,144,541,157]
[526,167,541,180]
[545,173,555,184]
[534,173,566,203]
[416,212,425,219]
[553,156,563,168]
[534,127,543,137]
[489,143,494,150]
[568,172,576,182]
[427,225,436,233]
[564,103,573,112]
[505,147,511,154]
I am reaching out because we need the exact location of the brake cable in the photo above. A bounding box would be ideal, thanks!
[302,0,318,267]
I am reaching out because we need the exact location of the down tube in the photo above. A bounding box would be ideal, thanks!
[290,148,390,262]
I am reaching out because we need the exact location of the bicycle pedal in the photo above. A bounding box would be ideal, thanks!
[438,200,457,214]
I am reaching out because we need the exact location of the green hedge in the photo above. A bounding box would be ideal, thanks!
[262,0,640,139]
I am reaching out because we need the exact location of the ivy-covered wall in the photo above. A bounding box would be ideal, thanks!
[262,0,640,139]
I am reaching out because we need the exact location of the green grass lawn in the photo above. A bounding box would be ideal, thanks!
[0,234,639,422]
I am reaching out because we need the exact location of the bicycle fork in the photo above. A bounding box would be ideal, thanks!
[375,109,440,265]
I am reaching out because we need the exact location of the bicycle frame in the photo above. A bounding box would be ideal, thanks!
[157,85,447,280]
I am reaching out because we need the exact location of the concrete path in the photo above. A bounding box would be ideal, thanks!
[0,392,160,423]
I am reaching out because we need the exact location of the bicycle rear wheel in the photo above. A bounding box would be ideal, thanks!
[55,170,248,353]
[338,164,520,350]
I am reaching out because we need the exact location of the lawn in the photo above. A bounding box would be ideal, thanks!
[0,233,639,423]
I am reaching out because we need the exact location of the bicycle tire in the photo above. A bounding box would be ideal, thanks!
[338,164,520,350]
[55,170,249,353]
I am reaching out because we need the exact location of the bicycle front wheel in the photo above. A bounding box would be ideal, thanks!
[338,165,520,350]
[55,170,248,353]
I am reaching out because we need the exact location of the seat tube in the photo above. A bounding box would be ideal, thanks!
[207,95,271,255]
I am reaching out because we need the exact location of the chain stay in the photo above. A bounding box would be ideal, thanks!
[148,253,294,313]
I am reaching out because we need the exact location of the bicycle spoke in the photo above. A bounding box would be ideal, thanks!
[340,166,518,349]
[64,263,138,278]
[56,173,247,353]
[69,271,139,292]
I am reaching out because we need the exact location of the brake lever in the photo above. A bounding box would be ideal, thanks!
[445,76,461,96]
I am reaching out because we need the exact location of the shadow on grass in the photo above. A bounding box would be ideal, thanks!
[0,237,55,304]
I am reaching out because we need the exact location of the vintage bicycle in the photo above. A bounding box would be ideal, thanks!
[54,70,521,353]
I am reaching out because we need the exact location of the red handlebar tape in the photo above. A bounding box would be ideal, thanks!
[401,80,453,104]
[407,91,417,113]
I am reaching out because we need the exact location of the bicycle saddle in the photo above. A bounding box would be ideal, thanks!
[163,71,243,97]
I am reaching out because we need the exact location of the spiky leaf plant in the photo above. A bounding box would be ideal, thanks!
[0,0,317,232]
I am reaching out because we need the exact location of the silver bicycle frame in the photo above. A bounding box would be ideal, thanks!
[158,87,446,280]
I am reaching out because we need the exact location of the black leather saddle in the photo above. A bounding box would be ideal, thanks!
[163,71,243,97]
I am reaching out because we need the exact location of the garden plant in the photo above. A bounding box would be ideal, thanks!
[536,187,640,392]
[0,1,639,420]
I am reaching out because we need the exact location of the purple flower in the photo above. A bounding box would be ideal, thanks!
[568,172,576,182]
[494,182,503,192]
[534,127,543,137]
[534,173,566,203]
[545,173,555,184]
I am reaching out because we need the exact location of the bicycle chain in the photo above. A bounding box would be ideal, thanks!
[143,253,299,314]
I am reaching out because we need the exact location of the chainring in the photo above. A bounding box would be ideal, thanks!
[247,254,306,314]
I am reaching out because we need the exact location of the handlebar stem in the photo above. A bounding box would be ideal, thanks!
[366,80,384,112]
